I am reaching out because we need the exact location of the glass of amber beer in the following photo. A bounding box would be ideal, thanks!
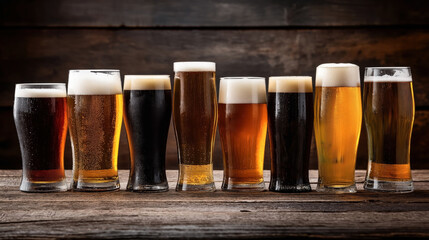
[173,62,217,191]
[219,77,267,191]
[364,67,414,192]
[314,63,362,193]
[14,83,68,192]
[68,70,123,191]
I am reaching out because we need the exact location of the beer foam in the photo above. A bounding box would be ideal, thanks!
[219,77,266,104]
[364,76,412,82]
[15,87,66,98]
[124,75,171,90]
[68,70,122,95]
[316,63,360,87]
[268,76,312,93]
[174,62,215,72]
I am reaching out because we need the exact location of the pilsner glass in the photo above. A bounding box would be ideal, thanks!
[268,77,313,193]
[364,67,414,192]
[219,77,267,191]
[14,83,68,192]
[67,70,123,191]
[124,75,171,192]
[314,63,362,193]
[173,62,217,191]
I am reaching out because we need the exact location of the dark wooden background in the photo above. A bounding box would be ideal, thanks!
[1,0,428,170]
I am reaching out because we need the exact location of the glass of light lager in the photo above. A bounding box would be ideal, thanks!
[173,62,217,191]
[268,76,313,193]
[219,77,267,191]
[314,63,362,193]
[123,75,171,192]
[364,67,414,192]
[68,70,123,191]
[14,83,68,192]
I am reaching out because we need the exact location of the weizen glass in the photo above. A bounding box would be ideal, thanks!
[67,70,123,191]
[363,67,414,192]
[173,62,217,191]
[314,63,362,193]
[14,83,68,192]
[218,77,267,191]
[124,75,171,192]
[268,77,313,193]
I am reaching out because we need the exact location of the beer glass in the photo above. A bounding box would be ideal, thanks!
[14,83,68,192]
[219,77,267,191]
[123,75,171,192]
[314,63,362,193]
[67,70,123,191]
[173,62,217,191]
[364,67,414,192]
[268,76,313,193]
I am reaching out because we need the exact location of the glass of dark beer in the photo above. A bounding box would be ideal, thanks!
[268,76,313,193]
[364,67,415,192]
[124,75,172,192]
[14,83,68,192]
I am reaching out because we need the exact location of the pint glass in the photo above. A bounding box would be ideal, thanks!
[14,83,68,192]
[173,62,217,191]
[218,77,267,191]
[268,77,313,193]
[314,64,362,193]
[364,67,414,192]
[67,70,123,191]
[124,75,171,192]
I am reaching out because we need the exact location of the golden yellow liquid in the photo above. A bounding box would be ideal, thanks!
[314,87,362,188]
[177,164,214,185]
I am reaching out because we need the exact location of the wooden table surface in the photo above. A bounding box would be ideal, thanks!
[0,170,428,239]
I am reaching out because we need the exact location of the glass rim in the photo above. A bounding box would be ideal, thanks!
[220,76,265,80]
[15,83,66,87]
[365,67,410,70]
[69,69,120,73]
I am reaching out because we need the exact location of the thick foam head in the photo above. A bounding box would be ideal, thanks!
[219,77,266,104]
[316,63,360,87]
[15,84,66,98]
[364,67,412,82]
[68,70,122,95]
[124,75,171,90]
[268,76,312,93]
[174,62,215,72]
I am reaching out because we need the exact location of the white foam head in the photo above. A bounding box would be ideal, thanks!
[219,77,266,104]
[268,76,313,93]
[174,62,215,72]
[364,67,412,82]
[316,63,360,87]
[68,70,122,95]
[15,84,66,98]
[124,75,171,90]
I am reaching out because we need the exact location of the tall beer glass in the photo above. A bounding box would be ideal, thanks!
[124,75,171,192]
[219,77,267,191]
[68,70,123,191]
[14,83,68,192]
[364,67,414,192]
[173,62,217,191]
[268,77,313,193]
[314,63,362,193]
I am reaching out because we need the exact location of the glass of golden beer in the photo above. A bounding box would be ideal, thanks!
[14,83,68,192]
[219,77,267,191]
[173,62,217,191]
[68,70,123,191]
[364,67,414,192]
[314,63,362,193]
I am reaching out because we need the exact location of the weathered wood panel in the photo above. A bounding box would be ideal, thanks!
[1,0,428,27]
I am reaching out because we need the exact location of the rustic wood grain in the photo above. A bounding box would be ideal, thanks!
[1,0,428,27]
[0,170,428,239]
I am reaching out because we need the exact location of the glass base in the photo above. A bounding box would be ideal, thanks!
[316,183,357,193]
[269,183,311,193]
[364,179,413,193]
[176,182,216,192]
[127,182,169,193]
[72,178,120,192]
[222,181,265,192]
[20,179,68,193]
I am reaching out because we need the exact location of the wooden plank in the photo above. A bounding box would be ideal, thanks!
[1,0,428,27]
